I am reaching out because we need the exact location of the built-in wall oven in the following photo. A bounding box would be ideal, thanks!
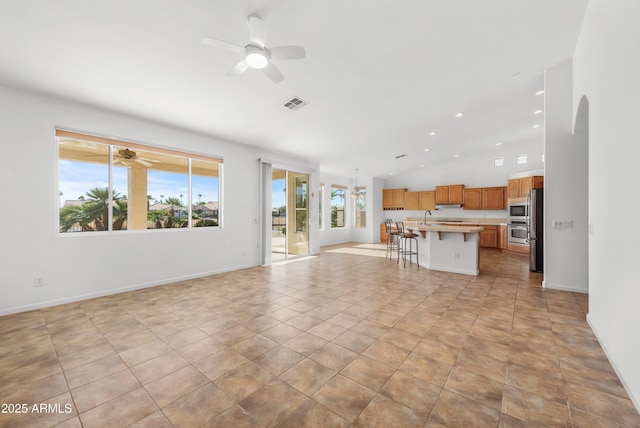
[508,222,529,245]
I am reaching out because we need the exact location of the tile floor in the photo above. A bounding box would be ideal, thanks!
[1,244,639,427]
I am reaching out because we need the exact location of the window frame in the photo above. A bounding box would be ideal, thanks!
[56,129,223,234]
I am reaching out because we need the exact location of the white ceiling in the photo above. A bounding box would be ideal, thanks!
[0,0,588,179]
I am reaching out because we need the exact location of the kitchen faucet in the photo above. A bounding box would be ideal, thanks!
[424,209,432,224]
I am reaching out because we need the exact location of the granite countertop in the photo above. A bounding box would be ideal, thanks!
[415,224,483,233]
[405,217,508,226]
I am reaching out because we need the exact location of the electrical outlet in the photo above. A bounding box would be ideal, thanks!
[453,252,460,259]
[34,277,45,287]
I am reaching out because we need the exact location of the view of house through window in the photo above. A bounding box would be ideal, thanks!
[355,189,366,228]
[57,130,221,233]
[331,186,346,228]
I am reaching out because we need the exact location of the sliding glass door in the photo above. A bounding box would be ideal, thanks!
[271,169,309,261]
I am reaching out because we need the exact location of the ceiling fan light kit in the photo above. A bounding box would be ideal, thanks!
[202,14,306,83]
[245,46,269,69]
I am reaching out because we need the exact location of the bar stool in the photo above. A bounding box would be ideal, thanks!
[396,221,419,267]
[384,219,400,260]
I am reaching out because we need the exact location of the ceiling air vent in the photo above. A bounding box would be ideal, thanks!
[283,97,309,111]
[395,154,407,159]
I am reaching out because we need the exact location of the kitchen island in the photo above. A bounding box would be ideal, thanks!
[403,223,484,276]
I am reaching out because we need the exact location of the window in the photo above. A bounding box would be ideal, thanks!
[294,175,307,233]
[57,129,221,233]
[331,185,346,228]
[355,189,366,228]
[318,183,324,230]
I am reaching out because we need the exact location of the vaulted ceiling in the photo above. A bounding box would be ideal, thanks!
[0,1,588,179]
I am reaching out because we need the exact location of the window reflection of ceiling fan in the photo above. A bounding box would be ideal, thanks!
[113,149,158,167]
[82,148,159,167]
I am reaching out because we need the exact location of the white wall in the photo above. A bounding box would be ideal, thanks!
[573,0,640,410]
[384,137,544,192]
[0,85,316,315]
[543,59,589,293]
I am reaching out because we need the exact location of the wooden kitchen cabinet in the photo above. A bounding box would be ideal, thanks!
[480,225,499,248]
[463,188,482,210]
[463,186,506,210]
[383,189,393,208]
[508,176,543,200]
[420,191,436,210]
[436,185,464,204]
[499,225,508,249]
[382,188,407,210]
[404,192,420,210]
[483,186,506,210]
[507,242,529,254]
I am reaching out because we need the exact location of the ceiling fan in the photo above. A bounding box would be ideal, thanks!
[201,14,306,83]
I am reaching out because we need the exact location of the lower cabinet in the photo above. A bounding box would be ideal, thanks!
[499,225,508,250]
[507,242,529,254]
[479,225,498,248]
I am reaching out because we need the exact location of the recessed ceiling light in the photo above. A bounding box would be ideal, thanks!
[455,112,464,118]
[389,172,394,176]
[496,142,502,146]
[532,124,540,129]
[534,109,543,115]
[429,131,437,136]
[535,90,545,96]
[453,154,460,158]
[420,164,425,167]
[424,148,430,152]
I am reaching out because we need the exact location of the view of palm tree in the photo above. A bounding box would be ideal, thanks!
[59,187,126,232]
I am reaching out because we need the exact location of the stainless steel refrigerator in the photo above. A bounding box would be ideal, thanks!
[527,188,543,272]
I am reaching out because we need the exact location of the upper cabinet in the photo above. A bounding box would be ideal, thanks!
[436,185,464,204]
[462,188,482,210]
[404,191,420,210]
[483,186,507,210]
[382,188,407,210]
[507,176,544,200]
[419,191,436,210]
[463,186,506,210]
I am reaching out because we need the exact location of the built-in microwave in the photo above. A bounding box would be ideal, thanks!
[508,203,528,221]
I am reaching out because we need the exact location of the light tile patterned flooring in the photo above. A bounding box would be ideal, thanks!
[1,243,639,427]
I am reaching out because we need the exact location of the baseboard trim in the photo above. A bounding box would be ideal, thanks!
[425,264,479,276]
[0,262,259,316]
[542,280,588,294]
[587,314,640,414]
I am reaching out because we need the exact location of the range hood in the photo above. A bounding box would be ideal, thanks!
[435,204,463,209]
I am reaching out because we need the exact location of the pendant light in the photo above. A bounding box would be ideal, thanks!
[351,168,365,199]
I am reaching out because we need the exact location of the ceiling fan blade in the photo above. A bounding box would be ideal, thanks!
[247,15,267,47]
[137,159,154,167]
[263,62,284,83]
[269,45,306,60]
[201,37,244,53]
[226,59,250,76]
